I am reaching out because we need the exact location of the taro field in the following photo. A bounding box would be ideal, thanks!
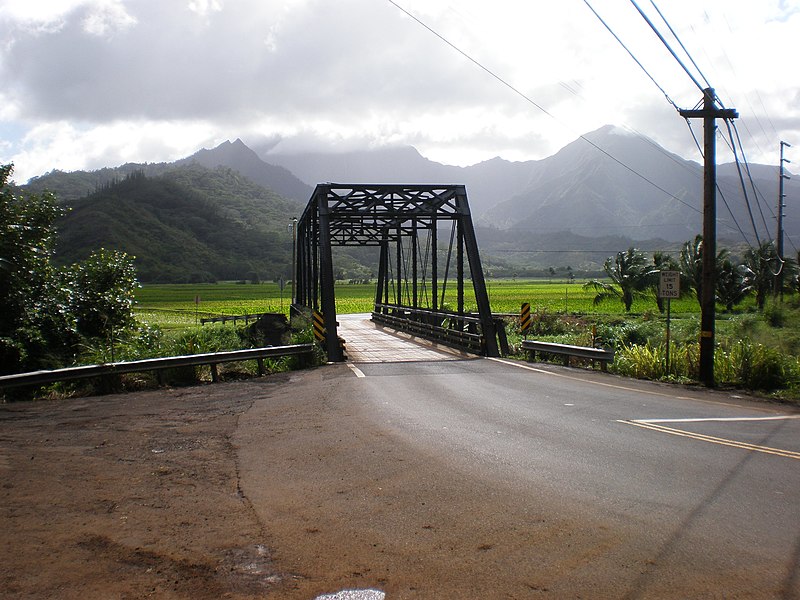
[134,279,701,329]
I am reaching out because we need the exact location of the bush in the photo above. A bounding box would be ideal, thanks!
[726,340,800,391]
[764,305,787,328]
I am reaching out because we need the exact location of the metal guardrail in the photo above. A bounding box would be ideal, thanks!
[200,313,267,325]
[0,344,315,391]
[521,340,614,371]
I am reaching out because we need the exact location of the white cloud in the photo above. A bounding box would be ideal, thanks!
[1,0,799,180]
[13,120,221,181]
[81,1,137,36]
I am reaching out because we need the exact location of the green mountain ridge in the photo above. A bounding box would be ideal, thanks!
[54,164,303,283]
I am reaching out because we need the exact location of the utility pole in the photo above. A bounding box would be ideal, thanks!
[679,88,738,387]
[776,141,791,301]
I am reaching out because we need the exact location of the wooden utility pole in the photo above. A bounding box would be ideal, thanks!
[679,88,738,387]
[776,141,791,301]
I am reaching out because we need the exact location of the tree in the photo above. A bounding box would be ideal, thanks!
[584,247,654,312]
[716,258,750,312]
[0,164,70,371]
[66,249,138,339]
[678,235,730,309]
[743,241,780,311]
[0,164,139,374]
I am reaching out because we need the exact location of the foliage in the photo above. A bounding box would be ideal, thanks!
[0,164,139,374]
[50,165,304,283]
[679,234,704,303]
[65,248,138,338]
[716,257,751,312]
[610,337,800,392]
[584,247,656,312]
[679,234,733,308]
[742,241,781,311]
[0,165,72,372]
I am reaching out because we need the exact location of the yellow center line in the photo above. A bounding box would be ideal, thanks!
[619,419,800,460]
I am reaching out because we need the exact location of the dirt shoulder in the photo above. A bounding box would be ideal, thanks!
[2,365,793,599]
[1,377,291,600]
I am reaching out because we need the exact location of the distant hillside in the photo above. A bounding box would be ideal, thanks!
[259,127,799,246]
[18,129,798,283]
[55,164,303,283]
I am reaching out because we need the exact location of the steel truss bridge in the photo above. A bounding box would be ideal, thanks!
[293,184,505,362]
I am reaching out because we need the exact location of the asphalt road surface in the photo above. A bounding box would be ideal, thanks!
[236,350,800,599]
[2,319,798,599]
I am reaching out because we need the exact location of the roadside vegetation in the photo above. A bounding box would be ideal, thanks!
[3,162,798,401]
[0,164,319,399]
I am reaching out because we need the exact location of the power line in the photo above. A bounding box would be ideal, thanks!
[628,0,705,92]
[720,120,765,244]
[387,0,701,215]
[685,118,753,246]
[582,0,678,111]
[647,0,711,89]
[729,120,773,233]
[623,3,768,253]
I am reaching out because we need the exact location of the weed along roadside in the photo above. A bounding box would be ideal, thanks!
[6,278,794,401]
[127,280,800,403]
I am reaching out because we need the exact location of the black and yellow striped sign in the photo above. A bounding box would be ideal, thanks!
[520,302,531,333]
[312,310,326,342]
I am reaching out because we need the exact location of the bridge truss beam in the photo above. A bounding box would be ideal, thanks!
[294,184,499,361]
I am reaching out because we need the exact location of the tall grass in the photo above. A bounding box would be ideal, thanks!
[612,339,800,392]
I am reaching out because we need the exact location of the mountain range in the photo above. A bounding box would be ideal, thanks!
[258,125,798,246]
[18,125,798,282]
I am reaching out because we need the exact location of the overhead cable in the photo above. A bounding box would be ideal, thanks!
[685,119,753,245]
[387,0,700,215]
[648,0,712,89]
[582,0,679,111]
[722,119,762,245]
[628,0,705,92]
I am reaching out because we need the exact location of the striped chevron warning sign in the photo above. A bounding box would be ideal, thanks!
[312,310,326,343]
[520,302,531,334]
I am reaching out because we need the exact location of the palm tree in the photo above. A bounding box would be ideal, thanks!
[743,241,780,311]
[716,258,750,312]
[584,247,654,312]
[679,235,704,304]
[678,234,730,308]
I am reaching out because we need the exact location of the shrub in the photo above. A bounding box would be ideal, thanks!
[764,305,787,328]
[726,340,800,391]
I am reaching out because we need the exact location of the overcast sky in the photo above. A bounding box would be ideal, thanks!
[1,0,799,183]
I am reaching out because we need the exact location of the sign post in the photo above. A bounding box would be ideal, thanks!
[658,271,680,376]
[194,295,200,326]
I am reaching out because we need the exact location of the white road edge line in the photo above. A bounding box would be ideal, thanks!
[485,357,782,412]
[634,416,800,423]
[347,363,366,378]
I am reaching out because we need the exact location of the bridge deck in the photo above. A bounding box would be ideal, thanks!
[336,314,470,363]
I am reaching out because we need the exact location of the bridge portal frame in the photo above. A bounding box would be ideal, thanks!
[294,183,498,362]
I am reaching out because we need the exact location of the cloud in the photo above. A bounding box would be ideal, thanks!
[1,0,799,181]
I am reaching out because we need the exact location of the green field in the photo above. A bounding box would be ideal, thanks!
[134,279,704,328]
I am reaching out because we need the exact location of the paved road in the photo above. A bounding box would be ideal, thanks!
[238,318,800,598]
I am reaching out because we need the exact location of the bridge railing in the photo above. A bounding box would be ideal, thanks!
[372,304,507,355]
